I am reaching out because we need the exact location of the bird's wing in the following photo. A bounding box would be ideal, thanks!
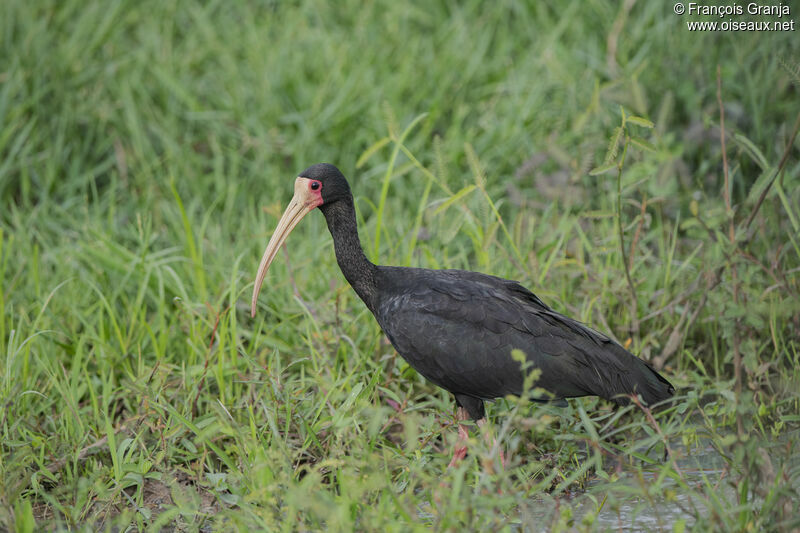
[502,278,674,403]
[375,271,593,400]
[375,269,671,404]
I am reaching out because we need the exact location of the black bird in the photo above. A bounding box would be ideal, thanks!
[251,163,674,464]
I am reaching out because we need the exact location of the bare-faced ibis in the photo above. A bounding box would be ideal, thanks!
[251,163,674,465]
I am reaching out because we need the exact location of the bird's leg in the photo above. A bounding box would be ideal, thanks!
[447,407,471,468]
[476,418,506,470]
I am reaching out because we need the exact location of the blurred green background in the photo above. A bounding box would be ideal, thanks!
[1,0,798,530]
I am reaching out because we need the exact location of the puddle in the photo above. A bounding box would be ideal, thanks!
[519,433,799,532]
[585,442,726,531]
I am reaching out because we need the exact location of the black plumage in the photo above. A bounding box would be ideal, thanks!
[252,163,674,424]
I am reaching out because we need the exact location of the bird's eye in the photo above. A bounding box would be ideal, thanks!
[310,181,321,191]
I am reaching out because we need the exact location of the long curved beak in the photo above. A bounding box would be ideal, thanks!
[251,177,321,317]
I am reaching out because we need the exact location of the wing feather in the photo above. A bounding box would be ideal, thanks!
[373,267,673,405]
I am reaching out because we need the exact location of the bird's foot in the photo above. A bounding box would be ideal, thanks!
[493,439,506,469]
[447,414,471,468]
[448,444,468,468]
[476,418,506,471]
[480,445,506,474]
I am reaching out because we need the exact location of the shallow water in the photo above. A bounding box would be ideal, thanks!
[519,433,798,532]
[586,442,726,531]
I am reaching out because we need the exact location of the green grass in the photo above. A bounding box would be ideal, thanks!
[2,0,799,530]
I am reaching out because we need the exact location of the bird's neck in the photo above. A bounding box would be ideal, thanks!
[320,198,378,310]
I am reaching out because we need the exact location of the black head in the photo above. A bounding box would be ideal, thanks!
[299,163,351,206]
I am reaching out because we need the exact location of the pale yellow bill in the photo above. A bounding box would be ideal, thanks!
[251,178,319,317]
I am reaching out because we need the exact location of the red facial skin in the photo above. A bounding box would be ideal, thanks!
[308,179,324,208]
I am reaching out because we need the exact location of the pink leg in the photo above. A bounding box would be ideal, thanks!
[477,418,506,469]
[447,407,471,467]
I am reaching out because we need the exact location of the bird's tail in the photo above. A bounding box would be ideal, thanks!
[612,347,675,407]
